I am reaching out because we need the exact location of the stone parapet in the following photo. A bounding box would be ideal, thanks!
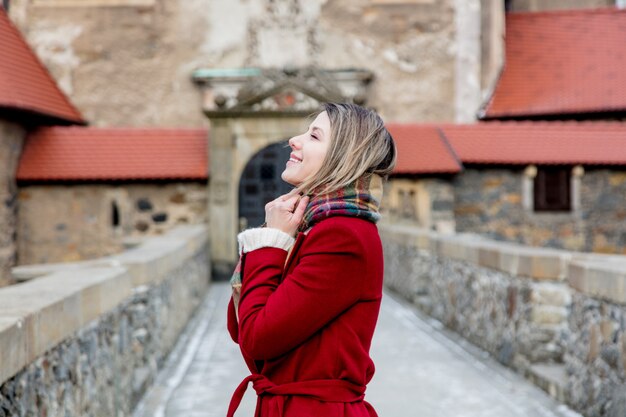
[381,221,572,281]
[569,256,626,305]
[0,225,209,416]
[0,266,131,385]
[380,220,626,416]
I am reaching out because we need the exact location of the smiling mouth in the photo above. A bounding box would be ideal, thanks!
[287,157,302,164]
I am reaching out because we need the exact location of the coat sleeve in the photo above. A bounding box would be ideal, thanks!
[237,220,366,360]
[227,295,239,343]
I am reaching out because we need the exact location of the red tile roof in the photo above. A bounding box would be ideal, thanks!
[387,124,462,174]
[442,122,626,166]
[0,8,84,125]
[17,127,208,182]
[482,8,626,119]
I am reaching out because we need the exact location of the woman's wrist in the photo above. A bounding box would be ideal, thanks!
[237,227,296,254]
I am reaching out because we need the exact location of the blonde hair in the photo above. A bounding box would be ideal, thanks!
[295,103,397,196]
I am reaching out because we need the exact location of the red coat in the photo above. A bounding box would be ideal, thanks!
[227,216,384,417]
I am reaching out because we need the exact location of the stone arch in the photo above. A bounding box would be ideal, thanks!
[238,140,293,232]
[195,67,373,279]
[208,117,308,279]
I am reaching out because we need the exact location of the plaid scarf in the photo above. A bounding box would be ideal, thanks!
[230,174,383,297]
[297,173,382,233]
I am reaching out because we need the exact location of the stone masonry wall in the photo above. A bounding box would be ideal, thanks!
[9,0,458,125]
[453,168,626,254]
[579,169,626,254]
[384,177,456,233]
[566,292,626,417]
[382,224,570,369]
[17,182,207,265]
[0,121,26,287]
[380,222,626,417]
[0,225,209,417]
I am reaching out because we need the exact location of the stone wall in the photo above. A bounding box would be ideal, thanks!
[0,225,209,417]
[384,177,456,233]
[453,167,626,254]
[17,182,207,265]
[8,0,465,124]
[579,169,626,254]
[0,121,26,287]
[380,222,626,416]
[566,258,626,417]
[381,222,571,369]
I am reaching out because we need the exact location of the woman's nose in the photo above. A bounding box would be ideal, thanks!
[288,135,300,149]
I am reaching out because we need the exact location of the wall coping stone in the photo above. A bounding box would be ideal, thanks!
[568,257,626,305]
[379,220,626,305]
[1,225,208,386]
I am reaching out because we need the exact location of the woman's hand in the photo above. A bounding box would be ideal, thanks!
[265,188,310,237]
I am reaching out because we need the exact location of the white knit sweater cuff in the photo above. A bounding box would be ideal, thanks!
[237,227,296,255]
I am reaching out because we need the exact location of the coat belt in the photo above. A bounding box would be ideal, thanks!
[227,374,376,417]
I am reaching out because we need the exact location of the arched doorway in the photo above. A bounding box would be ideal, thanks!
[238,140,293,231]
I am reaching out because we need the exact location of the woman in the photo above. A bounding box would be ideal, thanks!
[227,102,397,417]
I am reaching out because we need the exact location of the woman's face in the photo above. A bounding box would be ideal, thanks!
[281,111,331,187]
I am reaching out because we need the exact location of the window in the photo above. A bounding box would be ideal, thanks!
[111,201,120,227]
[533,167,571,211]
[260,163,275,180]
[398,189,417,220]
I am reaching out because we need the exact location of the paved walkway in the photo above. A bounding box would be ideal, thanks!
[133,282,582,417]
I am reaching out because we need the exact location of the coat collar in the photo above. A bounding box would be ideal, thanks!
[281,230,309,280]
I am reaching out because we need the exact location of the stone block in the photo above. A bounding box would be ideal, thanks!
[525,363,567,403]
[35,291,82,355]
[569,259,626,305]
[568,262,588,293]
[436,236,463,261]
[600,320,616,344]
[477,242,500,270]
[530,305,568,325]
[452,235,482,264]
[518,249,570,281]
[414,232,431,251]
[0,317,28,384]
[498,245,521,276]
[588,324,600,363]
[530,282,572,307]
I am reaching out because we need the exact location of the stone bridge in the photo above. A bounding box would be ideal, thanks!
[0,223,624,416]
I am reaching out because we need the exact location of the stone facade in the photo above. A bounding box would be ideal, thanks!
[579,169,626,254]
[8,0,480,125]
[0,225,209,417]
[452,167,626,254]
[17,183,207,265]
[207,116,307,279]
[0,121,25,287]
[384,177,456,233]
